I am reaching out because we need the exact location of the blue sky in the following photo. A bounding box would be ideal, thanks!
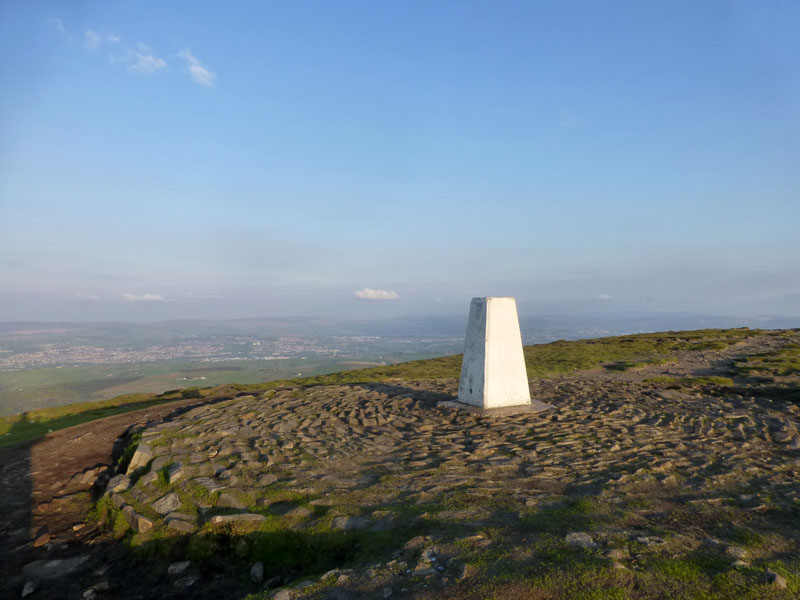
[1,1,799,321]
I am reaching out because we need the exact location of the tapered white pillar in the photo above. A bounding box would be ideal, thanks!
[458,297,546,410]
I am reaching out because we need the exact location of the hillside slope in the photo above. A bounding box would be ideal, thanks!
[1,328,798,600]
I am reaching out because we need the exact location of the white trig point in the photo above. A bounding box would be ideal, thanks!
[457,297,551,412]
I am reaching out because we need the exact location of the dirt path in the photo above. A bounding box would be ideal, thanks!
[0,395,231,599]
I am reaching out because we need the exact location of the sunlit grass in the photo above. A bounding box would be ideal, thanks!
[733,343,800,377]
[0,328,765,449]
[0,393,178,449]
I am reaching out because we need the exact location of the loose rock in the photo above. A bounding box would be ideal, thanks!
[765,569,787,589]
[152,492,181,515]
[22,555,91,580]
[565,532,597,549]
[167,561,191,576]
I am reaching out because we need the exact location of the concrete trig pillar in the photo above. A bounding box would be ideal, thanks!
[457,297,551,412]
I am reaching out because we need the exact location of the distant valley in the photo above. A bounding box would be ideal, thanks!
[1,315,796,416]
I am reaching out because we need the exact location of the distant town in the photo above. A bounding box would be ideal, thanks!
[0,318,474,372]
[1,314,791,371]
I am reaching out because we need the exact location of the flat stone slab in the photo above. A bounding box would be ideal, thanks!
[192,477,226,493]
[23,556,91,580]
[209,513,265,526]
[153,492,181,515]
[331,516,368,531]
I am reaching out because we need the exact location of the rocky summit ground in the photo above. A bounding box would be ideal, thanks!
[2,329,799,600]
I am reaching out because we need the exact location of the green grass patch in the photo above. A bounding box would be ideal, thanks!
[644,376,735,387]
[92,495,132,540]
[0,394,179,449]
[733,343,800,377]
[521,497,607,534]
[605,357,678,372]
[725,526,766,548]
[218,328,763,392]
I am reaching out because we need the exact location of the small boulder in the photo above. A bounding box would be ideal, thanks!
[106,475,130,494]
[150,456,171,471]
[209,513,265,526]
[174,575,200,589]
[126,444,153,475]
[250,561,264,583]
[167,561,191,577]
[167,519,196,533]
[166,463,185,484]
[138,471,158,486]
[636,536,665,546]
[286,506,313,519]
[216,493,246,510]
[121,506,153,533]
[404,536,428,551]
[153,493,181,515]
[725,546,748,560]
[732,559,750,569]
[565,532,597,550]
[765,569,787,589]
[134,514,153,533]
[258,473,278,486]
[331,516,367,531]
[21,581,39,597]
[22,555,90,580]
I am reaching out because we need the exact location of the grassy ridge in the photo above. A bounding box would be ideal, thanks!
[0,356,398,416]
[235,327,762,388]
[733,343,800,377]
[0,328,767,450]
[0,393,174,449]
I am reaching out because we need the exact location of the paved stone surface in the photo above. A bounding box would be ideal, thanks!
[109,371,800,540]
[92,329,800,598]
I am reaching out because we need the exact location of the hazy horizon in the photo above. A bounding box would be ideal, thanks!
[2,2,799,322]
[1,312,797,329]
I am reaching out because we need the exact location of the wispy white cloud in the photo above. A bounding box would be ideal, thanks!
[121,292,166,303]
[595,293,612,301]
[178,49,216,86]
[84,29,103,51]
[103,39,167,75]
[127,44,167,74]
[72,292,100,302]
[48,18,66,34]
[77,28,213,83]
[354,288,400,301]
